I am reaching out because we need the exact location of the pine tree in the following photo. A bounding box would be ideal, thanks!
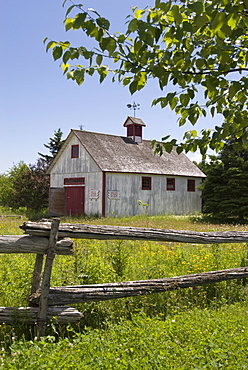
[202,140,248,222]
[38,128,64,164]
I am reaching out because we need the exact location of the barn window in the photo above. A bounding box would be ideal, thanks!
[142,177,151,190]
[64,178,85,185]
[187,179,195,192]
[167,178,175,191]
[71,145,79,158]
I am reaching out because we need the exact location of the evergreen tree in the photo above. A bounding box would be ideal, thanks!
[202,140,248,222]
[38,128,64,164]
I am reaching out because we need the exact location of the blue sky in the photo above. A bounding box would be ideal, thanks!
[0,0,218,174]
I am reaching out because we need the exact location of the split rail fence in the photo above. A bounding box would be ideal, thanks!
[1,218,248,337]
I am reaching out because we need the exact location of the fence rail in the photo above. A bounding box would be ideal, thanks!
[1,219,248,338]
[29,267,248,306]
[21,220,248,244]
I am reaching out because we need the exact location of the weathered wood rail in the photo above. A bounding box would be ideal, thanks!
[1,219,248,337]
[0,306,83,324]
[21,220,248,244]
[0,235,73,254]
[29,267,248,306]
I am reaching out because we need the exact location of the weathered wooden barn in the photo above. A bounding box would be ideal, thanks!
[47,117,205,217]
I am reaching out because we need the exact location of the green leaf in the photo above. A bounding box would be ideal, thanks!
[161,135,171,141]
[179,117,186,127]
[62,50,71,63]
[128,18,138,33]
[134,40,143,53]
[189,130,198,138]
[182,21,193,32]
[229,81,242,99]
[195,14,209,30]
[211,12,226,34]
[219,51,230,65]
[61,63,70,74]
[123,77,131,86]
[100,37,117,54]
[59,41,70,50]
[65,4,76,17]
[210,106,215,117]
[73,13,87,29]
[179,94,190,107]
[52,46,63,61]
[176,146,184,154]
[196,59,205,69]
[96,17,110,30]
[74,69,85,85]
[129,80,138,95]
[86,67,95,76]
[163,142,173,153]
[88,8,101,17]
[159,2,171,13]
[171,5,182,26]
[227,13,239,30]
[187,89,195,99]
[46,41,57,52]
[98,66,108,83]
[64,18,73,31]
[69,47,79,60]
[96,54,103,66]
[134,9,145,19]
[188,2,203,14]
[169,96,178,110]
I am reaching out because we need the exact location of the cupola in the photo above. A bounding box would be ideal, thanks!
[123,116,146,143]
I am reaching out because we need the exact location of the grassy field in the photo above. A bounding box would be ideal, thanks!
[0,213,247,369]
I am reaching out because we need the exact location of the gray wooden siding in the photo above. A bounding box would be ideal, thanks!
[49,136,103,216]
[105,173,202,217]
[50,136,101,180]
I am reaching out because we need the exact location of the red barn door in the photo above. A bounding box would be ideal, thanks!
[66,186,85,216]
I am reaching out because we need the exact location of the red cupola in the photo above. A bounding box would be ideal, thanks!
[123,116,146,143]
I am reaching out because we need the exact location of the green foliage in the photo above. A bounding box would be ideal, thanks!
[0,162,29,207]
[2,305,248,369]
[201,140,248,222]
[0,160,49,212]
[44,0,248,155]
[38,128,64,164]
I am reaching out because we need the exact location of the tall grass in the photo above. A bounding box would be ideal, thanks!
[0,212,247,368]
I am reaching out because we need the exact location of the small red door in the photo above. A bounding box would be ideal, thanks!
[66,187,85,216]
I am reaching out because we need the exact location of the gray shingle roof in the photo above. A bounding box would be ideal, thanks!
[71,130,205,178]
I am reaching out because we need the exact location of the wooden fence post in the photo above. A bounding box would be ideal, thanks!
[37,218,60,339]
[30,254,44,296]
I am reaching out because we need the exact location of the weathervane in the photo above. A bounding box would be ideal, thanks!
[127,102,140,117]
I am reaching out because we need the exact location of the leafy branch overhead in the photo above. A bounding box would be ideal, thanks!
[44,0,248,155]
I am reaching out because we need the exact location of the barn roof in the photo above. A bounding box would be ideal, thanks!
[49,129,204,178]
